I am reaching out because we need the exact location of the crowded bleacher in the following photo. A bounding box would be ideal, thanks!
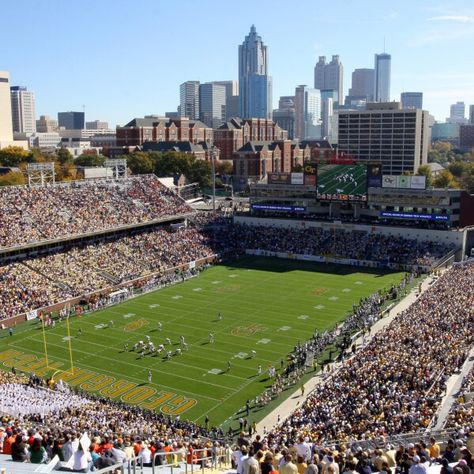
[0,177,472,473]
[262,263,474,447]
[223,224,454,268]
[0,227,215,319]
[0,175,192,249]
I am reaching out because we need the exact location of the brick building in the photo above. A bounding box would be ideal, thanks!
[233,140,309,186]
[116,116,213,146]
[214,117,288,160]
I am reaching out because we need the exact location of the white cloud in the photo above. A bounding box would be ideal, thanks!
[412,25,474,45]
[427,15,474,22]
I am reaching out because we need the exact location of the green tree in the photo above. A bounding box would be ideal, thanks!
[188,159,212,187]
[152,151,193,177]
[74,154,106,167]
[448,161,468,178]
[416,165,433,187]
[215,160,234,176]
[56,148,74,165]
[433,169,458,188]
[126,152,154,175]
[0,146,30,167]
[292,164,303,172]
[0,171,26,186]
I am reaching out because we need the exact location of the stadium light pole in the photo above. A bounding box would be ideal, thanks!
[211,146,217,211]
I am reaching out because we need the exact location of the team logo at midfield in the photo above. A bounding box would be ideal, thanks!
[124,319,149,332]
[231,324,267,337]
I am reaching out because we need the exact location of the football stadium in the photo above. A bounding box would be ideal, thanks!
[0,166,473,474]
[1,10,474,473]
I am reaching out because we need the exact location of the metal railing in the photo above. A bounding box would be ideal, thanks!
[151,448,230,474]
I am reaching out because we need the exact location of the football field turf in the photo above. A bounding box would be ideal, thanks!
[0,257,404,426]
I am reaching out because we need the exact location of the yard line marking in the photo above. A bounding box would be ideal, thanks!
[18,336,243,390]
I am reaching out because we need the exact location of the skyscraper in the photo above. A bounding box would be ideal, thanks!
[213,80,239,119]
[36,115,58,133]
[313,55,343,106]
[294,85,321,139]
[320,90,337,139]
[58,111,85,130]
[448,102,467,124]
[374,53,391,102]
[0,71,14,146]
[238,25,272,119]
[470,105,474,125]
[273,96,295,139]
[400,92,423,109]
[199,83,226,128]
[179,81,200,120]
[10,86,36,133]
[348,68,374,102]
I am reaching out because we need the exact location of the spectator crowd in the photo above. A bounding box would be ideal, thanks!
[0,227,215,320]
[262,263,474,447]
[0,175,192,249]
[225,225,453,268]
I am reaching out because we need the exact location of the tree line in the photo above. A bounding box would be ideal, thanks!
[0,147,233,188]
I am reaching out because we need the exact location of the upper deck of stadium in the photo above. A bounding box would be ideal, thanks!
[0,175,194,254]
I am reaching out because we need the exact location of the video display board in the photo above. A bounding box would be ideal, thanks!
[316,164,368,202]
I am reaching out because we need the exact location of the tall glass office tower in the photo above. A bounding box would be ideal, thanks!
[238,25,272,119]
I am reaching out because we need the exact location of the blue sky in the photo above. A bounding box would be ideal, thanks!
[1,0,473,126]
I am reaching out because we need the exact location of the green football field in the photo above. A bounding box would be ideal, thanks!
[317,164,367,196]
[0,257,404,426]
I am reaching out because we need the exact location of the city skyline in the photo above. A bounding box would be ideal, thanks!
[1,0,473,127]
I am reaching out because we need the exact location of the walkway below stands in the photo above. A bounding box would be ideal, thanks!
[433,344,474,430]
[255,272,440,436]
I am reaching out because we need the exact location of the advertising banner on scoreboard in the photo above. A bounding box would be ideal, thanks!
[268,173,291,185]
[410,175,426,189]
[382,175,427,189]
[396,176,410,188]
[382,175,397,188]
[291,172,304,185]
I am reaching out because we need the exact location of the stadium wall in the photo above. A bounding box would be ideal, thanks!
[234,216,467,258]
[245,249,430,272]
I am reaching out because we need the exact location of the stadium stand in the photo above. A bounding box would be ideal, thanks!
[0,175,192,250]
[218,224,454,268]
[0,227,215,320]
[261,263,474,447]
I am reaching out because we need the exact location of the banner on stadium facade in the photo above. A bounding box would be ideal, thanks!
[251,204,306,212]
[410,175,426,189]
[396,176,410,188]
[380,211,449,221]
[291,172,304,185]
[382,175,427,190]
[303,163,317,186]
[382,175,397,188]
[26,309,38,321]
